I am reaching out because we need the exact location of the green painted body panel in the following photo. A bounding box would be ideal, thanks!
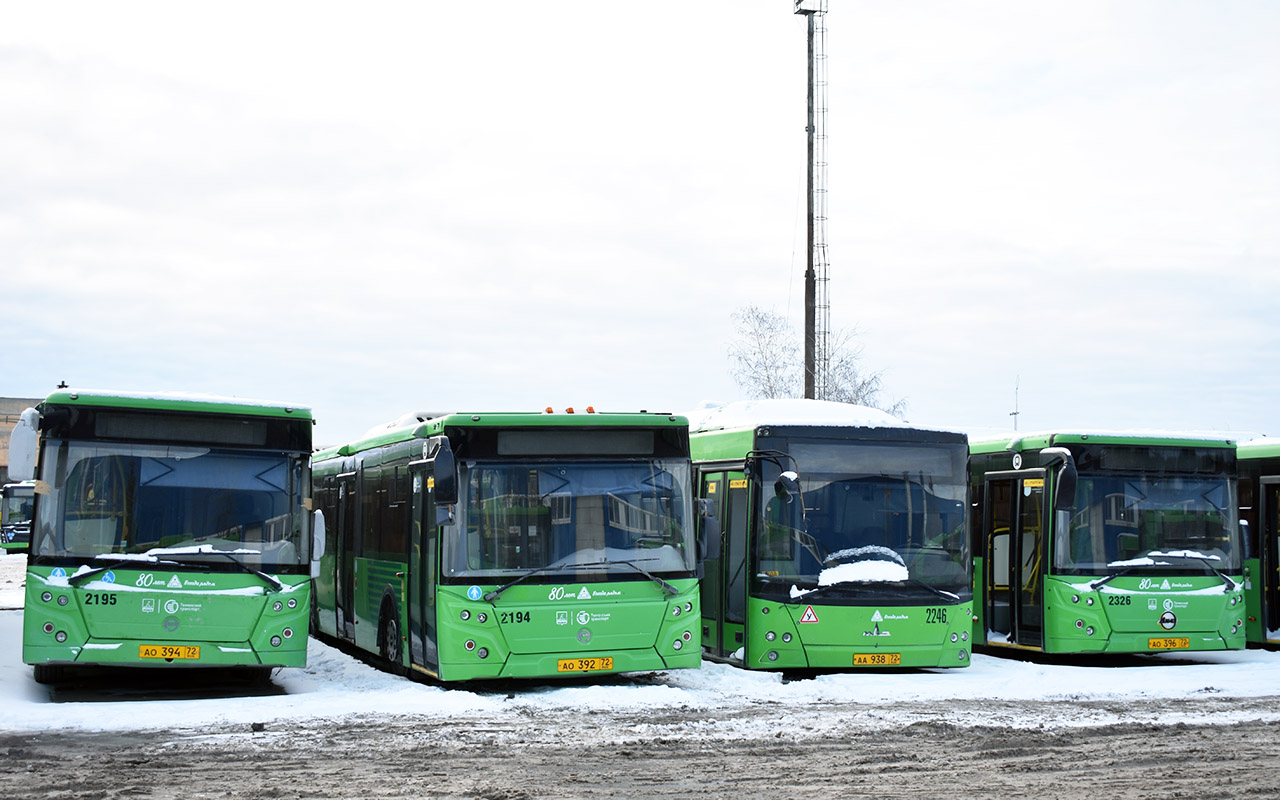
[433,578,701,681]
[688,428,756,464]
[355,556,406,653]
[24,566,310,668]
[973,566,1244,654]
[743,596,973,669]
[971,431,1236,455]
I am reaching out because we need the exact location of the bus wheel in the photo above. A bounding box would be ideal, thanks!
[33,664,66,685]
[379,605,402,667]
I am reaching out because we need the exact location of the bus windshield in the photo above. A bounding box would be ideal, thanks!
[443,459,695,579]
[32,440,309,570]
[3,487,34,527]
[1053,472,1240,575]
[754,440,970,600]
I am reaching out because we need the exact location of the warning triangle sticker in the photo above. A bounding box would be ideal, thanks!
[799,606,820,624]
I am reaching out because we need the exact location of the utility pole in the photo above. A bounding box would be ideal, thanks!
[795,1,828,399]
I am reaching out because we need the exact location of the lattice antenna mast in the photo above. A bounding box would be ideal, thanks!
[795,0,830,400]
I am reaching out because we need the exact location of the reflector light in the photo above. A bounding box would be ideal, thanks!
[586,406,596,414]
[55,631,67,643]
[57,595,69,606]
[545,407,554,414]
[566,407,575,414]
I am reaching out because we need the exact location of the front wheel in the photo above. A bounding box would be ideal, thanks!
[33,663,67,685]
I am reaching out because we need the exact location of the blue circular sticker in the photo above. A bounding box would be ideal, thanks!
[102,571,116,584]
[467,585,483,601]
[51,567,67,578]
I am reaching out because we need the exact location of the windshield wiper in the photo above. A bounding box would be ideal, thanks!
[906,578,960,602]
[1153,552,1238,590]
[67,557,180,587]
[1089,565,1137,591]
[206,551,284,592]
[790,577,958,603]
[484,558,677,602]
[608,559,678,596]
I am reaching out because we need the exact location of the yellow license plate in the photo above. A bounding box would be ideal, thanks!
[854,652,902,666]
[139,644,201,660]
[557,656,614,673]
[1148,637,1189,650]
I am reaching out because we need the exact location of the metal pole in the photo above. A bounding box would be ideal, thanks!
[803,9,817,400]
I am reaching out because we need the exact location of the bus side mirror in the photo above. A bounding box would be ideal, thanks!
[1042,447,1077,512]
[431,435,458,505]
[311,510,326,561]
[774,470,801,502]
[8,408,39,482]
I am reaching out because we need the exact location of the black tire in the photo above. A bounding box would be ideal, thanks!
[379,604,403,667]
[33,663,66,685]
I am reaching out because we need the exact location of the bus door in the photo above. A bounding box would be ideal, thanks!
[1262,479,1280,638]
[698,469,749,660]
[336,468,360,641]
[408,463,440,674]
[984,471,1047,648]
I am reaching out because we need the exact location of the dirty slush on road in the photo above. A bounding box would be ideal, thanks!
[3,695,1279,800]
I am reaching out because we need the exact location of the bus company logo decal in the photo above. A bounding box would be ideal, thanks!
[142,599,156,613]
[577,610,591,626]
[1159,611,1177,630]
[164,599,180,614]
[576,587,591,600]
[166,575,182,589]
[556,611,569,626]
[863,624,891,638]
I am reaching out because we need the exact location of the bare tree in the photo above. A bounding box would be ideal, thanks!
[728,305,906,417]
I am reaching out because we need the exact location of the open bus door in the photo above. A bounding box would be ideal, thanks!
[984,471,1047,648]
[698,470,748,660]
[336,467,359,641]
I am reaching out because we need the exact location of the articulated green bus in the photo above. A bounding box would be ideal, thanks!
[1237,437,1280,647]
[1,481,34,553]
[311,409,705,681]
[691,400,973,670]
[970,432,1245,655]
[10,389,316,683]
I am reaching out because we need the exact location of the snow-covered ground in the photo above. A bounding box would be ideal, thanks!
[3,552,1279,736]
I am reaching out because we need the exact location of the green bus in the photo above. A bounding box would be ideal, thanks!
[969,431,1245,655]
[690,400,973,670]
[2,481,34,553]
[311,409,705,681]
[1237,437,1280,647]
[9,389,317,683]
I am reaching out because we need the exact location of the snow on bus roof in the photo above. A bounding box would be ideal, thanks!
[686,399,960,435]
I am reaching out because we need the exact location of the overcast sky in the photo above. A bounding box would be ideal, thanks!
[3,1,1277,446]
